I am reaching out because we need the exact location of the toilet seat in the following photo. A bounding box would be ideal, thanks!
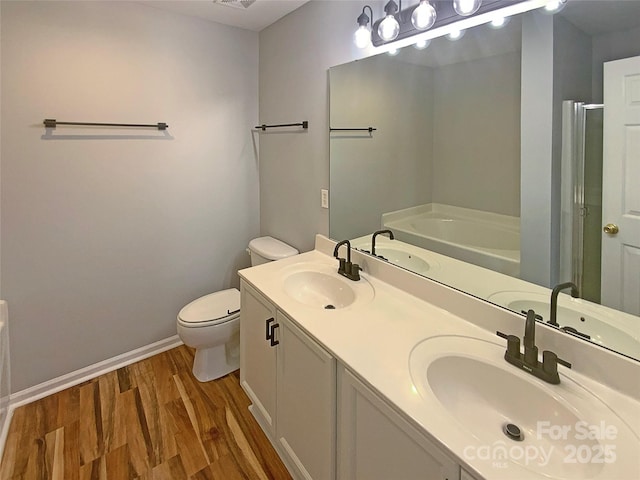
[177,288,240,328]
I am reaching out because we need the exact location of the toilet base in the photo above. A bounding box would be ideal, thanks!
[192,340,239,382]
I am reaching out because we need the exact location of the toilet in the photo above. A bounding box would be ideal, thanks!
[177,236,298,382]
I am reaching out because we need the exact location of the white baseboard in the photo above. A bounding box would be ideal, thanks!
[9,335,183,409]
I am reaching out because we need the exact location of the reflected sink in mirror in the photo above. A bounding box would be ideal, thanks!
[350,237,440,276]
[409,336,639,479]
[282,263,374,309]
[371,247,432,274]
[488,291,640,359]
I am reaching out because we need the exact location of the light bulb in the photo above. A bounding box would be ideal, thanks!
[544,0,567,12]
[490,16,507,28]
[378,14,400,41]
[388,48,399,56]
[414,38,431,50]
[447,28,464,40]
[354,25,371,48]
[453,0,482,16]
[411,0,437,30]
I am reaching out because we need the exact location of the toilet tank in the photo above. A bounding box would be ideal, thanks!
[248,236,298,266]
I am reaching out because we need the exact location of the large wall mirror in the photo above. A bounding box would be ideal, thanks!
[329,1,640,361]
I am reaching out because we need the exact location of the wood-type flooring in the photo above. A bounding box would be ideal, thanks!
[0,345,291,479]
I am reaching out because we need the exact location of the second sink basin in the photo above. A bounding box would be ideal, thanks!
[409,335,639,479]
[282,263,374,309]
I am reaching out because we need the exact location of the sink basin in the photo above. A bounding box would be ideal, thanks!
[351,240,439,275]
[282,263,374,309]
[487,291,640,358]
[410,335,639,479]
[374,247,432,274]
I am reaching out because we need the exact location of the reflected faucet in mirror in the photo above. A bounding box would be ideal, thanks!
[549,282,579,327]
[497,310,572,385]
[371,229,394,258]
[333,240,361,281]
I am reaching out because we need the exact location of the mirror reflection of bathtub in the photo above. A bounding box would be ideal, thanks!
[351,236,639,360]
[382,203,520,277]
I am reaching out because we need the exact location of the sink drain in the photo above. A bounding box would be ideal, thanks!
[324,304,336,310]
[503,423,524,441]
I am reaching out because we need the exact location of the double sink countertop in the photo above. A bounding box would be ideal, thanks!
[238,240,640,480]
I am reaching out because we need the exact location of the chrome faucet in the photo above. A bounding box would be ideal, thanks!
[333,240,360,281]
[371,229,394,257]
[549,282,579,327]
[497,309,571,384]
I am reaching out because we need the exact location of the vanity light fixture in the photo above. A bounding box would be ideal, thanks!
[354,5,374,48]
[353,0,554,50]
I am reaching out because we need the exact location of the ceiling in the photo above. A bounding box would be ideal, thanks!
[137,0,310,31]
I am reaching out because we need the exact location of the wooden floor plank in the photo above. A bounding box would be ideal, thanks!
[97,371,126,455]
[0,346,292,480]
[62,421,81,480]
[78,381,104,466]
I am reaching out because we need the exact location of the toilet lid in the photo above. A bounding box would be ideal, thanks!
[178,288,240,325]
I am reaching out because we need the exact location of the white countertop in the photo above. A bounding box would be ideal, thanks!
[239,247,640,480]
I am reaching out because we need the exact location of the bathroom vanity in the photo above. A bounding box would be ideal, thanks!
[238,235,640,480]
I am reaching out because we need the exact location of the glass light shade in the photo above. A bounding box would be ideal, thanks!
[490,16,507,28]
[453,0,482,16]
[447,28,465,40]
[414,38,431,50]
[411,1,437,30]
[354,25,371,48]
[378,15,400,41]
[544,0,567,13]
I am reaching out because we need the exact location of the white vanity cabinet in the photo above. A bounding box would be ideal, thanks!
[240,280,278,435]
[337,366,460,480]
[240,281,336,480]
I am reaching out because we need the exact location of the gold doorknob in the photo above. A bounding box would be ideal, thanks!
[603,223,619,235]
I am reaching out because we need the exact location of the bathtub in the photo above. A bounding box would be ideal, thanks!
[382,203,520,276]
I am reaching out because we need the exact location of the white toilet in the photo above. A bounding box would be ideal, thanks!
[177,236,298,382]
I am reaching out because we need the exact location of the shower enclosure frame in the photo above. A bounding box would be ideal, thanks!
[560,100,604,298]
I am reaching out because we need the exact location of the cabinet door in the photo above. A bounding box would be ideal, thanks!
[277,312,336,480]
[240,281,278,436]
[338,366,459,480]
[460,468,481,480]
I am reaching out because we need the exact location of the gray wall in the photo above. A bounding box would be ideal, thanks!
[591,25,640,104]
[432,51,521,216]
[1,1,259,391]
[329,57,434,240]
[258,1,382,252]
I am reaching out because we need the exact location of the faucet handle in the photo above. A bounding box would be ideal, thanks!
[497,331,521,359]
[350,263,361,281]
[556,356,571,369]
[542,350,572,377]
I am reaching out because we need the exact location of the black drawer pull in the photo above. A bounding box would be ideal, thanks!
[270,323,280,347]
[265,317,275,340]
